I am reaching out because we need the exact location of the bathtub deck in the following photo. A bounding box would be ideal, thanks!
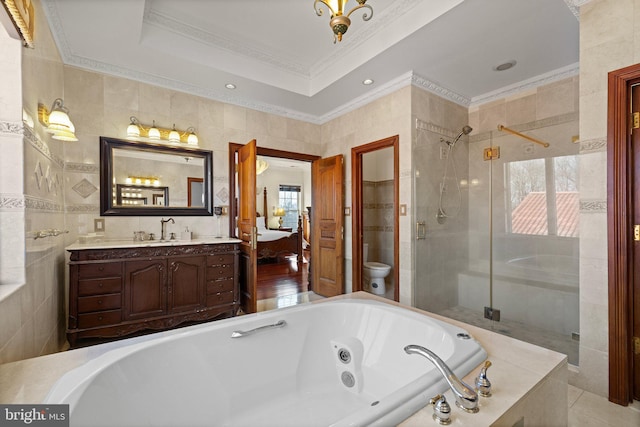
[0,292,567,427]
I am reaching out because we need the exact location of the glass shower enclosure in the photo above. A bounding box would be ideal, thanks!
[413,118,580,365]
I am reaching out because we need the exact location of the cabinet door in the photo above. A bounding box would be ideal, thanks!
[124,259,166,320]
[168,255,206,313]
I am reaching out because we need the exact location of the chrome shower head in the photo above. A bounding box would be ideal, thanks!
[448,125,473,147]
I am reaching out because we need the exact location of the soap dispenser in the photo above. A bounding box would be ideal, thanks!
[181,226,192,241]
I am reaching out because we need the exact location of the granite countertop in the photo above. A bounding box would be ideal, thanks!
[66,237,241,251]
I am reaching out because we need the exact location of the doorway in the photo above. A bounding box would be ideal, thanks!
[228,144,322,311]
[351,135,399,301]
[608,63,640,405]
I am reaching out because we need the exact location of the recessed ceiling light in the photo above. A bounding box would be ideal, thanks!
[225,83,236,89]
[494,60,517,71]
[362,78,374,85]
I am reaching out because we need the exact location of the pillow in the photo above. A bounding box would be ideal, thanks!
[256,216,267,230]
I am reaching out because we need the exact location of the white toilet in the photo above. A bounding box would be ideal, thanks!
[363,243,391,295]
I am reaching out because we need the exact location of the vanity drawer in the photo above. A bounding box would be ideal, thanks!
[207,254,235,267]
[78,277,122,296]
[78,293,121,313]
[207,264,234,280]
[206,291,235,307]
[206,278,235,294]
[78,309,122,329]
[77,263,122,279]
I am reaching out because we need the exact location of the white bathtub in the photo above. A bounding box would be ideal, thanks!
[45,298,486,427]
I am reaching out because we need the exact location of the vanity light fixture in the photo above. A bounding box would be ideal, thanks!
[125,176,161,187]
[37,98,78,141]
[126,116,199,145]
[314,0,373,43]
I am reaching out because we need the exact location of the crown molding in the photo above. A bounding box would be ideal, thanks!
[411,74,471,107]
[470,62,579,108]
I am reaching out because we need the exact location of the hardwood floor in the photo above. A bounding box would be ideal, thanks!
[257,252,309,300]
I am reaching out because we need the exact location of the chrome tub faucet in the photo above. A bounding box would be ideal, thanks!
[160,218,175,241]
[404,344,479,413]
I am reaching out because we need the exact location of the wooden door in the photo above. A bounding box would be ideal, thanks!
[632,83,640,400]
[237,140,258,313]
[167,255,206,313]
[124,259,166,320]
[312,155,344,297]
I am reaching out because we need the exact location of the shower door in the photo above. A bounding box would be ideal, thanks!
[413,119,580,365]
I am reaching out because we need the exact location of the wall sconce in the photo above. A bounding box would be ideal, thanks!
[273,207,286,227]
[38,98,78,141]
[126,116,199,145]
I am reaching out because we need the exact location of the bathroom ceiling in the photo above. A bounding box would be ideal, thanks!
[41,0,579,124]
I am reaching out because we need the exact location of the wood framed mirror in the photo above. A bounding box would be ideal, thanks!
[100,136,213,216]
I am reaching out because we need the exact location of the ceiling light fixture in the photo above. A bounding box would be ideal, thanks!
[126,116,199,145]
[314,0,373,43]
[362,78,374,85]
[37,98,78,141]
[494,60,517,71]
[256,157,269,175]
[225,83,236,90]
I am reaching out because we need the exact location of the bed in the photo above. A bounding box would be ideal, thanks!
[256,187,304,263]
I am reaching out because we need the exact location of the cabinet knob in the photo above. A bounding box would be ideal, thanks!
[98,300,103,305]
[98,266,104,271]
[98,316,103,321]
[98,283,104,287]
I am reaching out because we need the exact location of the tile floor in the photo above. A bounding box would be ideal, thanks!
[569,385,640,427]
[257,292,640,426]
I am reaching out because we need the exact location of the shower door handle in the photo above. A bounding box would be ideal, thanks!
[416,221,426,240]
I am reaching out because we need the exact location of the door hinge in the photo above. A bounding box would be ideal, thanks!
[634,336,640,355]
[635,225,640,241]
[633,112,640,129]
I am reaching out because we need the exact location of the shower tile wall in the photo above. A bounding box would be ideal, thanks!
[363,180,394,271]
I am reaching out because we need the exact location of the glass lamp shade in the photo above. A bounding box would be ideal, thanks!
[51,128,78,141]
[148,121,160,140]
[256,158,269,175]
[169,125,180,143]
[46,109,72,133]
[127,123,141,138]
[187,132,198,145]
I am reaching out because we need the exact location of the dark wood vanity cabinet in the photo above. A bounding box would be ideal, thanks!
[68,243,238,347]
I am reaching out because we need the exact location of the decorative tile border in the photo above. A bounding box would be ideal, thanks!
[415,119,457,139]
[66,204,100,213]
[66,162,100,174]
[580,199,606,213]
[579,137,606,154]
[0,194,26,210]
[23,126,65,169]
[25,196,63,212]
[0,121,23,135]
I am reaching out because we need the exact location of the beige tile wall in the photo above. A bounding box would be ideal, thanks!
[571,0,636,397]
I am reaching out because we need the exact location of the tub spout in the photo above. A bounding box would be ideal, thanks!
[404,344,479,413]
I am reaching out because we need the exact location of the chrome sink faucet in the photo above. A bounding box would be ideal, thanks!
[160,218,175,241]
[404,344,479,413]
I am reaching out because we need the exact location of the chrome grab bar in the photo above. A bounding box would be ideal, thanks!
[231,320,286,338]
[34,229,69,240]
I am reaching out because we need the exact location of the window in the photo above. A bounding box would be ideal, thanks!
[278,184,301,229]
[505,155,578,237]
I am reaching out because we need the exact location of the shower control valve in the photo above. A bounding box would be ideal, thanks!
[475,360,492,397]
[429,394,452,425]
